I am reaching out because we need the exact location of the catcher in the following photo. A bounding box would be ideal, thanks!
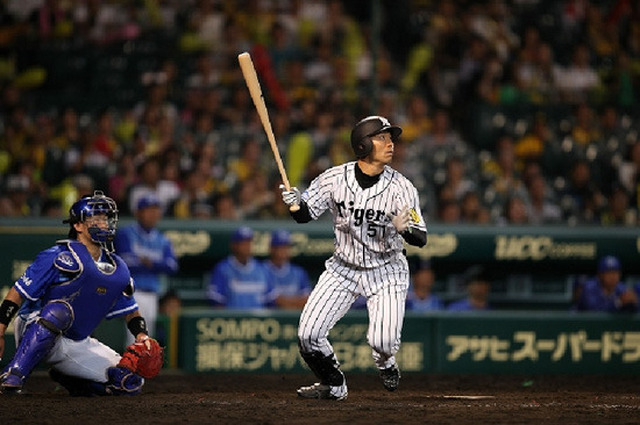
[0,191,163,396]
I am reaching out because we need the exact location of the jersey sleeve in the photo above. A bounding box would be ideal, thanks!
[208,260,228,306]
[14,246,66,301]
[114,227,143,271]
[405,183,427,235]
[106,286,139,319]
[302,166,339,220]
[157,237,179,275]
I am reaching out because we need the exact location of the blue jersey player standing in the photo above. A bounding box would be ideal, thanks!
[115,193,179,344]
[208,226,277,309]
[0,191,154,395]
[263,229,311,310]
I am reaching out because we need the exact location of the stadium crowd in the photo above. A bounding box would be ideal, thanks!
[0,0,638,225]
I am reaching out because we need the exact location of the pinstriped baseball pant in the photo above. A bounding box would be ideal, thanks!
[298,256,409,370]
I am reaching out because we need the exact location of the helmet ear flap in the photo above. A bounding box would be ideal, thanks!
[356,136,373,158]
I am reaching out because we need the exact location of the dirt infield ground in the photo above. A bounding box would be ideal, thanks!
[1,371,639,424]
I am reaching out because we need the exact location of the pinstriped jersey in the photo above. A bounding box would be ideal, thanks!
[302,161,427,269]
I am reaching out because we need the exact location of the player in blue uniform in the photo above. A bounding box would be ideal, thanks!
[263,229,311,310]
[446,266,492,312]
[574,255,638,312]
[0,191,152,395]
[406,260,444,312]
[115,193,178,343]
[208,226,277,309]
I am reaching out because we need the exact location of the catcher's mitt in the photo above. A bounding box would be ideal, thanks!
[118,337,164,379]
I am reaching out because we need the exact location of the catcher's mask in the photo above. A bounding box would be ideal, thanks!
[350,115,402,159]
[64,190,119,251]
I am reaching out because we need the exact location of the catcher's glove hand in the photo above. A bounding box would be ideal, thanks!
[118,337,164,379]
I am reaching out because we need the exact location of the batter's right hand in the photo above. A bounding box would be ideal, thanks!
[279,184,301,207]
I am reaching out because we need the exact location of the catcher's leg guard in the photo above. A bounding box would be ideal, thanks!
[104,367,144,395]
[299,350,345,386]
[1,301,73,392]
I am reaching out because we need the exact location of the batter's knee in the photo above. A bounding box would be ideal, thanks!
[38,301,73,334]
[297,328,325,353]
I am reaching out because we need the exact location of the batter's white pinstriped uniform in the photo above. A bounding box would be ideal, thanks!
[283,115,427,399]
[298,161,426,369]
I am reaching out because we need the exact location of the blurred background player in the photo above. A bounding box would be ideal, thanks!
[263,229,311,310]
[115,193,179,344]
[573,255,638,313]
[0,191,152,395]
[207,226,276,309]
[406,260,444,312]
[447,265,493,311]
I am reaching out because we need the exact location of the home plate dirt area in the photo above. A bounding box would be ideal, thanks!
[2,372,639,425]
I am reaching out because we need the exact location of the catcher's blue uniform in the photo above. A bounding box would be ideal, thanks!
[15,239,138,339]
[1,190,148,396]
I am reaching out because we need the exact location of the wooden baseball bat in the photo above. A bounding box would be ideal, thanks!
[238,52,299,212]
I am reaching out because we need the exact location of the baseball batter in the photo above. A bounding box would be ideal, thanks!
[280,116,427,400]
[0,191,160,395]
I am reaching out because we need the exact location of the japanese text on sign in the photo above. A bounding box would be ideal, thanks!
[447,331,640,363]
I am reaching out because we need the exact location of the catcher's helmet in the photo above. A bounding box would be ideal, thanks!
[64,190,119,251]
[350,116,402,159]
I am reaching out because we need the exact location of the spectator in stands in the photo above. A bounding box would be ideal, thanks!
[115,193,179,343]
[1,0,640,230]
[208,226,275,309]
[440,155,477,201]
[406,260,444,312]
[573,255,637,313]
[554,43,600,104]
[128,156,181,216]
[599,185,637,226]
[447,265,492,311]
[618,139,640,200]
[525,174,562,225]
[170,168,214,219]
[460,190,491,224]
[560,159,605,224]
[0,173,31,216]
[263,229,311,310]
[483,135,529,208]
[496,194,529,225]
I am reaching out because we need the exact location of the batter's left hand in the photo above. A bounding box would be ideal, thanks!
[388,206,411,233]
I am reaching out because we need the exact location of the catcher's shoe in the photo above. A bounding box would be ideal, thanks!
[0,369,25,395]
[297,382,348,401]
[379,365,401,392]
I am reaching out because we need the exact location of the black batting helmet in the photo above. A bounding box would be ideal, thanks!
[350,116,402,159]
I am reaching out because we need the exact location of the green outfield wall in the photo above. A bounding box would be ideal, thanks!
[1,219,639,374]
[1,310,638,374]
[1,218,639,310]
[175,310,640,374]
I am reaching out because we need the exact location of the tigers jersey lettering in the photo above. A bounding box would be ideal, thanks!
[302,162,426,269]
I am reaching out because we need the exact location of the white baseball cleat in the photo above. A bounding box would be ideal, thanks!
[297,382,348,401]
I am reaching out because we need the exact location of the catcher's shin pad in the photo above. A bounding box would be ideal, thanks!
[117,338,164,379]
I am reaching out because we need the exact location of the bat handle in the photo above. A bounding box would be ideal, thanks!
[289,204,300,212]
